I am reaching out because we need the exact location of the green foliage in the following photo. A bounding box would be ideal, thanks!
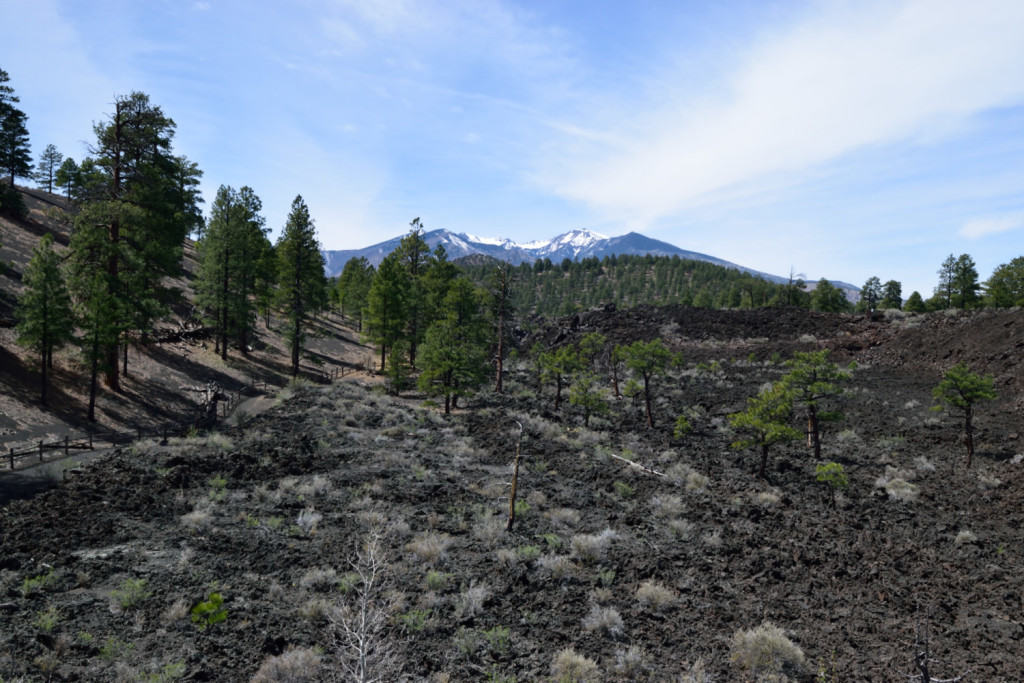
[730,382,801,478]
[21,569,58,597]
[810,279,851,312]
[932,362,996,466]
[815,462,848,505]
[0,69,32,185]
[33,606,60,633]
[112,577,151,610]
[540,344,583,411]
[904,290,926,312]
[781,350,855,460]
[984,256,1024,308]
[364,252,410,371]
[568,371,608,426]
[612,480,634,498]
[483,625,512,654]
[673,414,692,439]
[425,570,451,591]
[34,143,63,193]
[190,592,228,630]
[0,181,27,218]
[336,255,374,325]
[15,233,74,404]
[398,609,431,632]
[99,636,135,663]
[195,185,271,359]
[858,276,882,313]
[275,195,327,376]
[54,156,79,200]
[460,252,810,315]
[618,338,677,427]
[880,280,902,309]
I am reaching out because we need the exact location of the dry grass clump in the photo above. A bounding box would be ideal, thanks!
[298,567,338,592]
[536,554,575,580]
[874,466,919,502]
[294,474,332,498]
[754,489,781,506]
[730,621,805,680]
[160,597,190,626]
[635,580,675,611]
[668,518,695,539]
[181,500,214,531]
[551,648,600,682]
[954,529,977,545]
[581,604,624,638]
[545,507,581,529]
[570,528,617,563]
[471,514,506,546]
[296,507,322,535]
[977,472,1002,490]
[612,645,647,677]
[649,493,684,517]
[665,462,709,492]
[251,646,322,682]
[679,657,713,682]
[407,532,453,565]
[455,582,490,618]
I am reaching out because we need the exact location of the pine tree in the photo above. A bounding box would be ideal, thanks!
[618,338,677,428]
[935,254,956,309]
[34,144,63,193]
[396,219,431,368]
[336,256,374,328]
[880,280,902,309]
[729,383,801,478]
[984,257,1024,308]
[275,195,327,377]
[951,254,980,309]
[0,69,31,186]
[54,157,79,201]
[68,92,203,389]
[364,253,409,372]
[15,234,74,404]
[904,290,926,313]
[417,278,489,413]
[932,363,996,468]
[858,276,882,314]
[780,350,854,461]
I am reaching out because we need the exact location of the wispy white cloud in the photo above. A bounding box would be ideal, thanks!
[960,211,1024,238]
[542,0,1024,226]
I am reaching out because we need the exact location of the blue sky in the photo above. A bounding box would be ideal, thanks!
[3,0,1024,297]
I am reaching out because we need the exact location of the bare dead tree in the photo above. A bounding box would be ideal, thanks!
[908,612,969,683]
[330,528,400,682]
[506,421,524,531]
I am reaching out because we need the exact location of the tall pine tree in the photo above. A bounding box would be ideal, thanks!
[0,68,31,186]
[275,195,327,377]
[34,144,62,193]
[15,234,75,405]
[364,252,409,371]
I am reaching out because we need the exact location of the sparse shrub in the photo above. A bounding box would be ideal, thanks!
[679,657,713,682]
[455,582,490,618]
[874,467,919,502]
[425,570,451,592]
[190,592,227,630]
[513,499,531,517]
[33,606,60,633]
[161,598,191,625]
[581,604,624,638]
[754,489,781,506]
[551,648,600,682]
[636,580,675,610]
[472,514,506,546]
[295,474,332,497]
[252,646,323,682]
[650,494,684,517]
[296,507,322,535]
[612,480,634,498]
[398,609,432,633]
[207,473,228,501]
[978,473,1002,490]
[954,530,977,545]
[545,507,581,529]
[517,545,541,561]
[673,415,692,439]
[21,569,59,597]
[111,577,151,611]
[702,531,723,548]
[613,645,647,677]
[668,518,695,539]
[913,456,935,472]
[181,500,214,531]
[597,568,616,586]
[539,532,562,550]
[570,528,617,563]
[483,625,511,654]
[407,532,453,565]
[730,621,806,679]
[536,554,574,579]
[453,627,481,658]
[299,567,338,592]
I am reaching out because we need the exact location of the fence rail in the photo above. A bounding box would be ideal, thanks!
[4,361,353,472]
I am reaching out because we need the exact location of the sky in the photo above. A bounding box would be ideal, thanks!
[3,0,1024,297]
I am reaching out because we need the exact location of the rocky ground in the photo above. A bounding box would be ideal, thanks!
[1,306,1022,681]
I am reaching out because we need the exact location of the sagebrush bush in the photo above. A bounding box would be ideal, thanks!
[551,648,600,682]
[545,507,581,529]
[954,529,977,545]
[298,567,338,592]
[635,580,675,611]
[455,582,490,618]
[251,646,322,682]
[613,645,647,677]
[730,621,805,679]
[874,467,919,502]
[581,604,624,638]
[407,532,453,565]
[570,528,617,563]
[536,554,574,579]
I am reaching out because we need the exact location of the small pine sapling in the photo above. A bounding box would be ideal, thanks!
[730,382,801,478]
[932,362,996,468]
[815,462,848,507]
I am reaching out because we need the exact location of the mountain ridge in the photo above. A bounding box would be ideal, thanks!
[321,228,858,294]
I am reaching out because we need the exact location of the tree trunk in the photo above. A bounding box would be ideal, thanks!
[964,405,974,468]
[122,338,128,377]
[612,363,620,398]
[220,246,229,361]
[444,393,451,415]
[554,375,563,411]
[643,373,653,428]
[39,349,48,405]
[495,310,504,393]
[759,443,769,479]
[87,333,100,422]
[808,404,821,460]
[380,344,386,373]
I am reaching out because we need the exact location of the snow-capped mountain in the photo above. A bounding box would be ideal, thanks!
[320,228,857,294]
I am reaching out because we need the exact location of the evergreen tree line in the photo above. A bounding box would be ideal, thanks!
[11,80,329,420]
[333,221,515,413]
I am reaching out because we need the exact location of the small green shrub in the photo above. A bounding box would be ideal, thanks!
[673,415,692,439]
[33,606,60,633]
[539,533,562,550]
[21,569,58,597]
[730,621,805,679]
[551,648,600,682]
[100,636,135,663]
[483,625,511,654]
[190,592,228,630]
[516,545,541,561]
[612,480,635,498]
[513,499,530,517]
[112,577,151,610]
[425,570,451,591]
[815,462,848,505]
[398,609,432,633]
